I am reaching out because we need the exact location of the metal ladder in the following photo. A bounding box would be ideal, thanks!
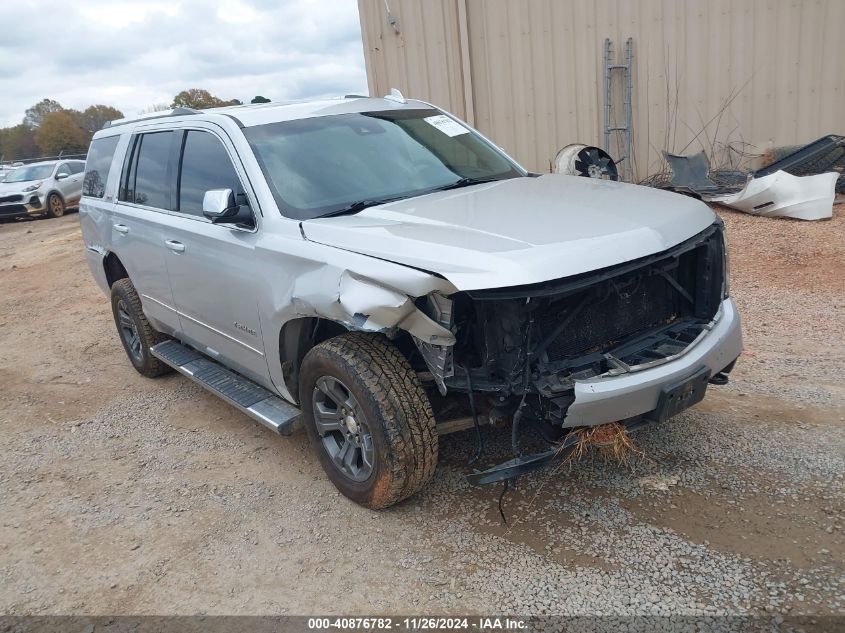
[603,37,634,182]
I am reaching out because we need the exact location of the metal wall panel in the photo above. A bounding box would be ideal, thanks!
[358,0,845,179]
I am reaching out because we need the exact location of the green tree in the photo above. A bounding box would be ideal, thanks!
[77,105,124,133]
[23,98,64,129]
[34,111,90,156]
[0,124,39,161]
[250,95,271,104]
[171,89,241,110]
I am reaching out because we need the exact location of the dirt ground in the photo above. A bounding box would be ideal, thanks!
[0,205,843,620]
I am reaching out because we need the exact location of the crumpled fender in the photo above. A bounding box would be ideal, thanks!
[292,268,456,345]
[337,272,455,344]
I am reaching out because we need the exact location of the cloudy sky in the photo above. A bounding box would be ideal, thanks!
[0,0,368,127]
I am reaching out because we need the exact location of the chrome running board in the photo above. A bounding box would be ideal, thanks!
[151,340,302,436]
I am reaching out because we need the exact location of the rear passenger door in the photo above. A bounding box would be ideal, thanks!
[161,126,270,386]
[111,130,181,333]
[65,161,85,205]
[55,162,81,204]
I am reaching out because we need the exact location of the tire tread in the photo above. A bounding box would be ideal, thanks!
[303,333,437,508]
[111,278,171,378]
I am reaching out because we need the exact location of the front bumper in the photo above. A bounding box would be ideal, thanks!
[563,297,742,427]
[0,193,45,218]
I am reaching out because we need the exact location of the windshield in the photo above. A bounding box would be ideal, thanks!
[244,108,524,219]
[3,164,53,183]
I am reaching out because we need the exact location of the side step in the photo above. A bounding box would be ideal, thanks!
[150,340,302,436]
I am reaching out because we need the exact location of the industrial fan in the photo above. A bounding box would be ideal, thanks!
[553,144,619,181]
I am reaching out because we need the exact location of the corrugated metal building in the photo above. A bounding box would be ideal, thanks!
[357,0,845,179]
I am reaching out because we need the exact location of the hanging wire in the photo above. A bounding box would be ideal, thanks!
[498,479,510,526]
[510,315,534,458]
[464,366,484,466]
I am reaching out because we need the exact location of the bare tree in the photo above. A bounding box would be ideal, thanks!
[138,103,170,114]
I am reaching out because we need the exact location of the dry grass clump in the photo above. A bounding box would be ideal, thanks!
[559,422,647,468]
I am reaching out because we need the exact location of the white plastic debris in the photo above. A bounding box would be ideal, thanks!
[709,170,838,221]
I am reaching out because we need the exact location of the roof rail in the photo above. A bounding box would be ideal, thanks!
[104,107,200,129]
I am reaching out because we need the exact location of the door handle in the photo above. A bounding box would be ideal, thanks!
[165,240,186,253]
[113,223,129,234]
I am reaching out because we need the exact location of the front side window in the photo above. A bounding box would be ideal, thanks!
[84,136,119,198]
[56,163,71,177]
[126,131,174,209]
[243,108,523,219]
[69,162,85,174]
[177,131,244,217]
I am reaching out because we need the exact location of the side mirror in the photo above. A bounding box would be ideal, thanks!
[202,189,253,225]
[56,173,69,180]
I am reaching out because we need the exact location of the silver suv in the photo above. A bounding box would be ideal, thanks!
[0,160,85,219]
[79,95,742,508]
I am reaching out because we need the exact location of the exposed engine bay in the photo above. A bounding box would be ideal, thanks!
[412,222,728,436]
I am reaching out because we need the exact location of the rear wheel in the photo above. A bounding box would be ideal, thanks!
[110,278,171,377]
[45,193,65,218]
[299,333,438,509]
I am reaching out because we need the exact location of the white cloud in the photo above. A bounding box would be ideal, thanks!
[0,0,367,126]
[77,2,180,29]
[216,0,258,24]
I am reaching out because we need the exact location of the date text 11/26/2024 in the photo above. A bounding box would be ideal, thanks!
[307,617,527,630]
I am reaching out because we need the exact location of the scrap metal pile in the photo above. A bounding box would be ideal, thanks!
[653,135,845,220]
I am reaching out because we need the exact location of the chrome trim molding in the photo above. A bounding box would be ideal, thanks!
[177,311,265,357]
[140,293,178,313]
[140,294,264,357]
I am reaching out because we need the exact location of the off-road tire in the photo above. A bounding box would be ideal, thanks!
[300,333,438,509]
[45,193,65,218]
[110,278,171,378]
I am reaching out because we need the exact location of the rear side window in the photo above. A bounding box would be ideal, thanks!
[83,136,119,198]
[177,131,244,216]
[130,132,174,209]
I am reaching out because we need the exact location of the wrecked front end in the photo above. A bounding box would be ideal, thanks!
[414,222,742,484]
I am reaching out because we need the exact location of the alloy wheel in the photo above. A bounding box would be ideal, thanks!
[50,195,64,216]
[311,376,374,482]
[116,300,142,362]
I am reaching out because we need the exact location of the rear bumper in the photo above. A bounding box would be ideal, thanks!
[563,297,742,427]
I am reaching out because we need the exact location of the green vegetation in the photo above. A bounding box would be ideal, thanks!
[1,88,244,161]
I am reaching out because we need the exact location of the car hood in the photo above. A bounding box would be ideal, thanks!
[0,179,35,192]
[301,174,716,291]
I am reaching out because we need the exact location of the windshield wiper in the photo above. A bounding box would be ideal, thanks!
[431,176,502,192]
[317,195,407,219]
[315,177,504,219]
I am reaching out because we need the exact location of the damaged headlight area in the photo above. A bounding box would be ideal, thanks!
[408,224,731,483]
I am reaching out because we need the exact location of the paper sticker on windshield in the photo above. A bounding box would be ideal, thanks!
[424,115,469,137]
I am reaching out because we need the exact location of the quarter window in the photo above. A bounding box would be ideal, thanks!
[83,136,119,198]
[177,131,244,217]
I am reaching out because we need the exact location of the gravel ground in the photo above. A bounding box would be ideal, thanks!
[0,206,843,627]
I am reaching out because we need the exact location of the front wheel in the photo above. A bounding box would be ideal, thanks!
[45,193,65,218]
[299,333,438,509]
